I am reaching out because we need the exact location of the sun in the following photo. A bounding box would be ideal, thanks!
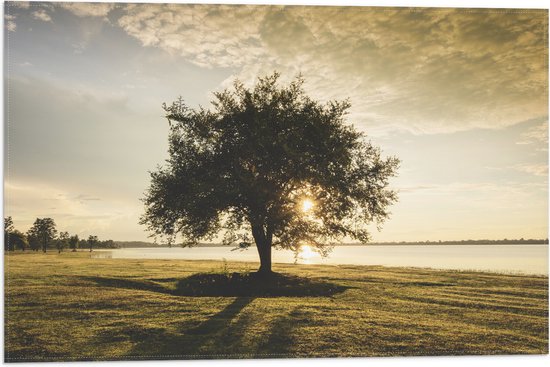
[299,245,315,260]
[301,199,314,213]
[298,245,317,264]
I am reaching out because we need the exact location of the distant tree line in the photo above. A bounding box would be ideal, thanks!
[115,241,161,248]
[114,241,224,248]
[346,238,549,246]
[3,217,120,253]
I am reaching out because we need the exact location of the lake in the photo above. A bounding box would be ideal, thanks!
[92,244,548,275]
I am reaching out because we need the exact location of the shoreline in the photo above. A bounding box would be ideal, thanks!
[114,242,550,248]
[6,251,549,278]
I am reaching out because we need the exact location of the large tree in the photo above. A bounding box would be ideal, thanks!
[141,73,399,275]
[27,218,57,253]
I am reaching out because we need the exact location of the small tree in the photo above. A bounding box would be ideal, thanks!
[4,217,28,251]
[87,235,99,252]
[27,232,40,252]
[27,218,57,253]
[4,217,15,251]
[56,231,69,253]
[100,239,117,249]
[79,238,88,251]
[10,230,29,251]
[141,73,399,275]
[4,217,14,231]
[69,234,79,252]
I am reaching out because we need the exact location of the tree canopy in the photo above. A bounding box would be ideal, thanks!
[27,218,57,253]
[4,216,14,233]
[69,235,79,252]
[4,216,15,251]
[10,231,28,251]
[4,217,28,251]
[141,73,399,274]
[3,216,113,253]
[87,235,99,252]
[56,231,70,253]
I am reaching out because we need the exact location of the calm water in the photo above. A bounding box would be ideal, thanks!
[93,244,548,275]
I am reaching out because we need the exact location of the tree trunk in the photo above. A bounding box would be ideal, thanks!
[256,242,272,275]
[251,222,273,275]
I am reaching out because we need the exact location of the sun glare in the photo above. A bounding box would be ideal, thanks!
[299,245,315,260]
[302,199,314,213]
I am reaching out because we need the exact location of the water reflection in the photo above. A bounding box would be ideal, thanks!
[91,251,112,259]
[295,245,318,264]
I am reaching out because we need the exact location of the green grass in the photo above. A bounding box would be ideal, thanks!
[4,251,548,362]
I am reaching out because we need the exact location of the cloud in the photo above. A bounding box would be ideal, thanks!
[400,181,547,195]
[512,164,548,177]
[398,181,547,215]
[517,119,548,146]
[32,9,52,22]
[9,2,30,9]
[57,3,116,18]
[5,14,17,31]
[116,5,548,135]
[74,194,102,204]
[5,2,35,31]
[5,181,104,228]
[398,184,438,193]
[118,4,269,69]
[4,180,136,239]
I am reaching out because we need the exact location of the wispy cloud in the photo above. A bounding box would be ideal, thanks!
[512,164,548,177]
[5,2,34,31]
[4,180,135,238]
[517,119,548,147]
[32,9,52,22]
[116,5,547,135]
[118,4,268,69]
[399,181,548,198]
[57,3,116,18]
[486,163,549,177]
[11,2,30,9]
[5,14,17,31]
[74,194,101,204]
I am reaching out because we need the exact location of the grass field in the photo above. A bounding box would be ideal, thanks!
[3,251,549,362]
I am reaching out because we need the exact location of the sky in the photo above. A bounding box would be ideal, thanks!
[2,1,548,242]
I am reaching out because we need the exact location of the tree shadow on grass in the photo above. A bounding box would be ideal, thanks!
[80,272,349,298]
[254,307,304,357]
[91,296,255,360]
[82,273,350,360]
[118,297,325,359]
[80,276,172,295]
[174,272,349,297]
